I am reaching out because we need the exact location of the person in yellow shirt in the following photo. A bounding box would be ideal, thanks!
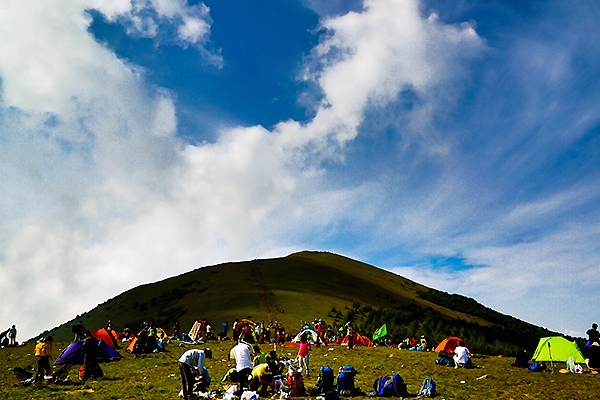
[34,336,53,381]
[249,363,275,395]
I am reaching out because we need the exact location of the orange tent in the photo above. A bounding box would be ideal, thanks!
[434,337,472,354]
[92,328,120,348]
[342,333,374,347]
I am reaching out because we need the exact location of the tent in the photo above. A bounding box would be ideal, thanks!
[342,333,373,347]
[189,321,205,341]
[92,328,119,348]
[532,337,585,363]
[434,337,472,354]
[54,339,121,365]
[291,329,327,344]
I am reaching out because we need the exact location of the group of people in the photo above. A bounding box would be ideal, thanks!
[0,324,17,347]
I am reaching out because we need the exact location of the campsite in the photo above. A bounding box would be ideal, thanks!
[3,253,599,398]
[2,335,600,399]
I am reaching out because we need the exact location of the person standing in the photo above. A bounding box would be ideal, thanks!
[178,348,212,400]
[297,333,311,377]
[587,323,600,346]
[72,319,85,341]
[34,336,53,381]
[8,325,17,346]
[82,331,100,381]
[344,321,354,349]
[174,321,180,340]
[230,340,252,389]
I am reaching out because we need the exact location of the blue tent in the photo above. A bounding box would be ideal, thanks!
[54,338,122,365]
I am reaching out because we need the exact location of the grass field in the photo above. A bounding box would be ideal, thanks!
[1,339,598,399]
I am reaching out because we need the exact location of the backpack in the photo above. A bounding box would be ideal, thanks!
[417,378,436,398]
[311,366,335,395]
[373,374,406,397]
[528,362,546,372]
[337,366,356,391]
[435,357,453,367]
[287,370,306,397]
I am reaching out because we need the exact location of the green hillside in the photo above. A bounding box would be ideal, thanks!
[38,251,555,355]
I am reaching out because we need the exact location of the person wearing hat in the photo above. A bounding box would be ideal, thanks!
[178,348,212,399]
[34,336,53,381]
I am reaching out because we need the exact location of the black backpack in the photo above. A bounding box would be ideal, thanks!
[311,366,335,395]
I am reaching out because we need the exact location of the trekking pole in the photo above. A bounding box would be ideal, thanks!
[548,342,554,373]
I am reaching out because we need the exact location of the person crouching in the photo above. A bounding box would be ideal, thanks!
[249,362,276,395]
[178,348,212,400]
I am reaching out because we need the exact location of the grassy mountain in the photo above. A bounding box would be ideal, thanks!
[38,251,555,354]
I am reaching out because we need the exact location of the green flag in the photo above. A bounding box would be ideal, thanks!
[373,324,387,340]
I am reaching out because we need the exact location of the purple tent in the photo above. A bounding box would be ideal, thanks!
[53,338,122,365]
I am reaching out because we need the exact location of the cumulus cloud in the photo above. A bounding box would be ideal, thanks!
[0,0,488,340]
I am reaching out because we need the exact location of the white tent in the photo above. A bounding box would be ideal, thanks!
[291,329,325,344]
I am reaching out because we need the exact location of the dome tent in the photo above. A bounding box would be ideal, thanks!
[532,337,585,363]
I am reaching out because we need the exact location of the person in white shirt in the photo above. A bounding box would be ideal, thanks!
[453,342,471,368]
[230,341,252,388]
[179,348,212,399]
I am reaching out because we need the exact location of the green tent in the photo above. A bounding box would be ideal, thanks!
[532,337,585,363]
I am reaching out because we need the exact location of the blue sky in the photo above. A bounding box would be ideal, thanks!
[1,0,600,341]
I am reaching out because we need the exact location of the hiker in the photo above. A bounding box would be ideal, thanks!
[82,331,100,380]
[232,319,240,342]
[297,332,310,378]
[34,336,53,381]
[419,335,427,351]
[256,320,265,343]
[221,321,228,340]
[72,319,85,341]
[230,340,252,389]
[585,342,600,371]
[178,348,212,400]
[174,321,180,340]
[453,341,471,368]
[345,321,354,349]
[249,363,276,395]
[277,323,286,344]
[252,345,267,366]
[267,350,284,375]
[8,324,17,346]
[587,323,600,347]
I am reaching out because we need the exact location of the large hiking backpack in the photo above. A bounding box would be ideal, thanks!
[287,370,306,397]
[337,366,356,391]
[311,366,335,395]
[417,377,436,398]
[337,366,360,396]
[373,374,406,397]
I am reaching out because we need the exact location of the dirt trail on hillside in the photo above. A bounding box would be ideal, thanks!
[249,265,279,322]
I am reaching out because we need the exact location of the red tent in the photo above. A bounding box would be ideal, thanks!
[342,333,374,347]
[92,328,119,348]
[434,337,472,354]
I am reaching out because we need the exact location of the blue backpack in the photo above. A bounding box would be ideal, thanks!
[337,366,356,391]
[417,378,436,398]
[373,374,406,397]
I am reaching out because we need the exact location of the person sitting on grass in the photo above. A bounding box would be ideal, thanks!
[252,345,267,367]
[585,342,600,372]
[249,363,276,395]
[453,341,471,368]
